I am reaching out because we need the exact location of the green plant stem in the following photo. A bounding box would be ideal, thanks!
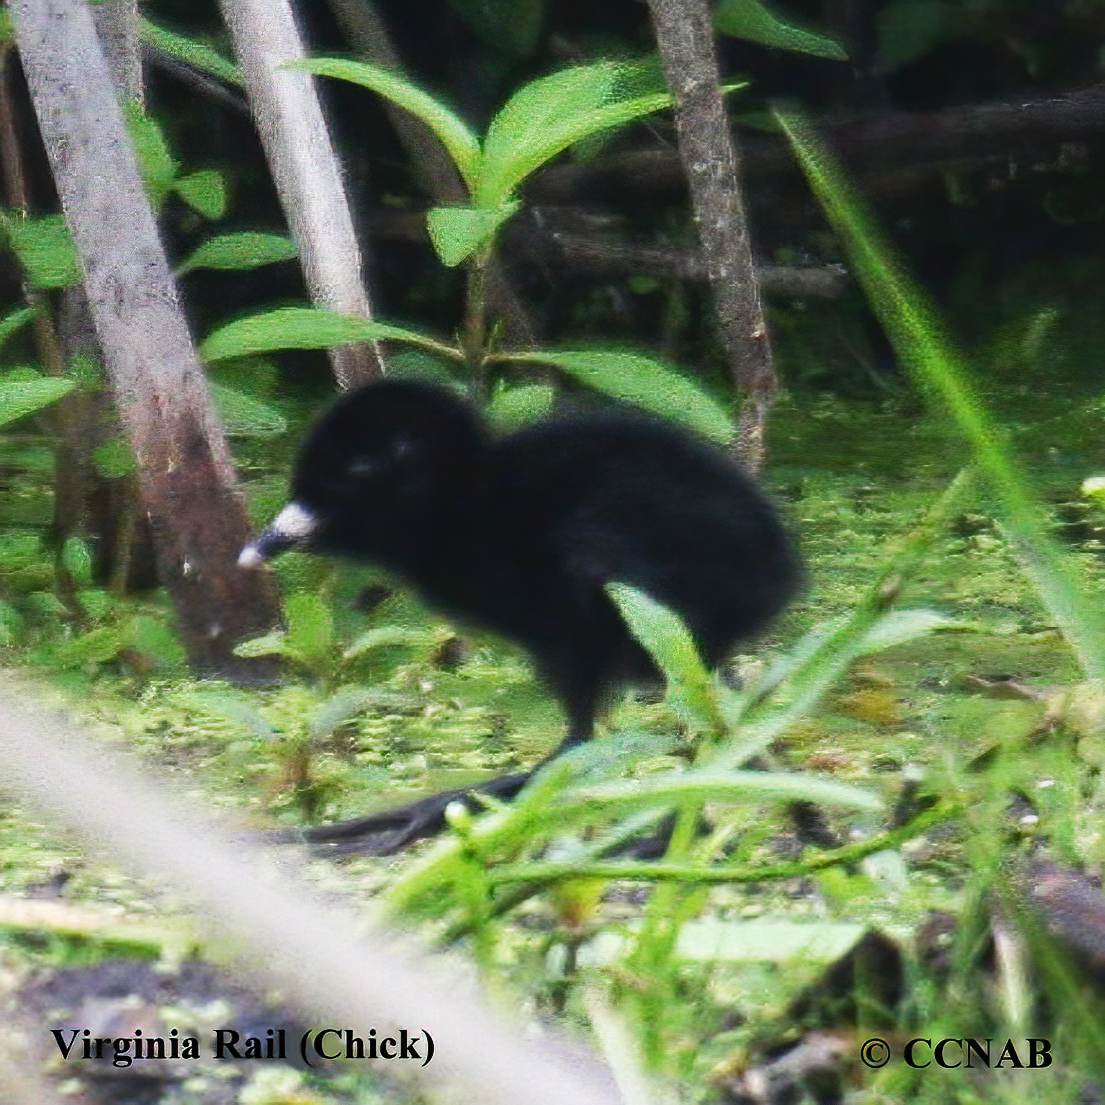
[463,253,490,396]
[715,465,977,767]
[774,103,1105,686]
[485,801,956,886]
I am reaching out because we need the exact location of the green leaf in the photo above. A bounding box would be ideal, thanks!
[58,624,128,666]
[477,61,674,207]
[0,307,35,354]
[123,103,177,207]
[712,469,978,770]
[0,378,75,427]
[776,106,1105,684]
[200,307,462,362]
[179,689,277,740]
[857,608,961,654]
[607,583,722,733]
[61,538,93,586]
[343,625,440,659]
[2,214,82,290]
[309,687,396,738]
[140,19,243,86]
[210,383,288,438]
[178,233,297,276]
[509,349,734,443]
[425,202,520,267]
[486,383,556,429]
[233,632,306,665]
[287,58,482,192]
[284,591,333,665]
[715,0,848,60]
[173,170,227,219]
[569,768,883,812]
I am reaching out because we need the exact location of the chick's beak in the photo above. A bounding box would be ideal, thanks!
[238,502,318,568]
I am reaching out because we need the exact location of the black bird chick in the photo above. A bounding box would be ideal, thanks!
[240,380,799,853]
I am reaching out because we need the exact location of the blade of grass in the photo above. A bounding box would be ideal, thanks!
[774,104,1105,684]
[485,800,956,887]
[713,465,977,767]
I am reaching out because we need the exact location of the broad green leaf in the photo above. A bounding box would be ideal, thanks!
[0,307,35,354]
[61,538,93,586]
[568,768,883,811]
[0,378,75,427]
[715,0,848,60]
[124,104,177,207]
[486,383,556,429]
[510,349,733,443]
[477,61,673,207]
[344,626,440,659]
[284,591,333,664]
[287,58,482,192]
[2,214,82,290]
[210,383,288,438]
[607,583,721,733]
[201,307,462,362]
[426,202,520,267]
[173,170,227,219]
[178,232,297,276]
[140,18,243,86]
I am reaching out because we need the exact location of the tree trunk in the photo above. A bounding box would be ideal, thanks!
[647,0,778,471]
[10,0,282,677]
[218,0,386,388]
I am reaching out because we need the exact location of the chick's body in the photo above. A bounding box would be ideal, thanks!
[247,380,800,741]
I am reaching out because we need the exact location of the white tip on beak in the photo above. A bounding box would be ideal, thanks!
[237,502,319,569]
[238,544,265,569]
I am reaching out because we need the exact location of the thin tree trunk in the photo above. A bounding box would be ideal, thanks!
[647,0,778,471]
[218,0,386,388]
[10,0,282,677]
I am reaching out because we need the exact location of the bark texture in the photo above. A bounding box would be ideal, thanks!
[648,0,777,470]
[219,0,386,387]
[11,0,281,676]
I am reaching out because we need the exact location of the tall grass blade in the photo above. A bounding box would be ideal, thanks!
[774,105,1105,684]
